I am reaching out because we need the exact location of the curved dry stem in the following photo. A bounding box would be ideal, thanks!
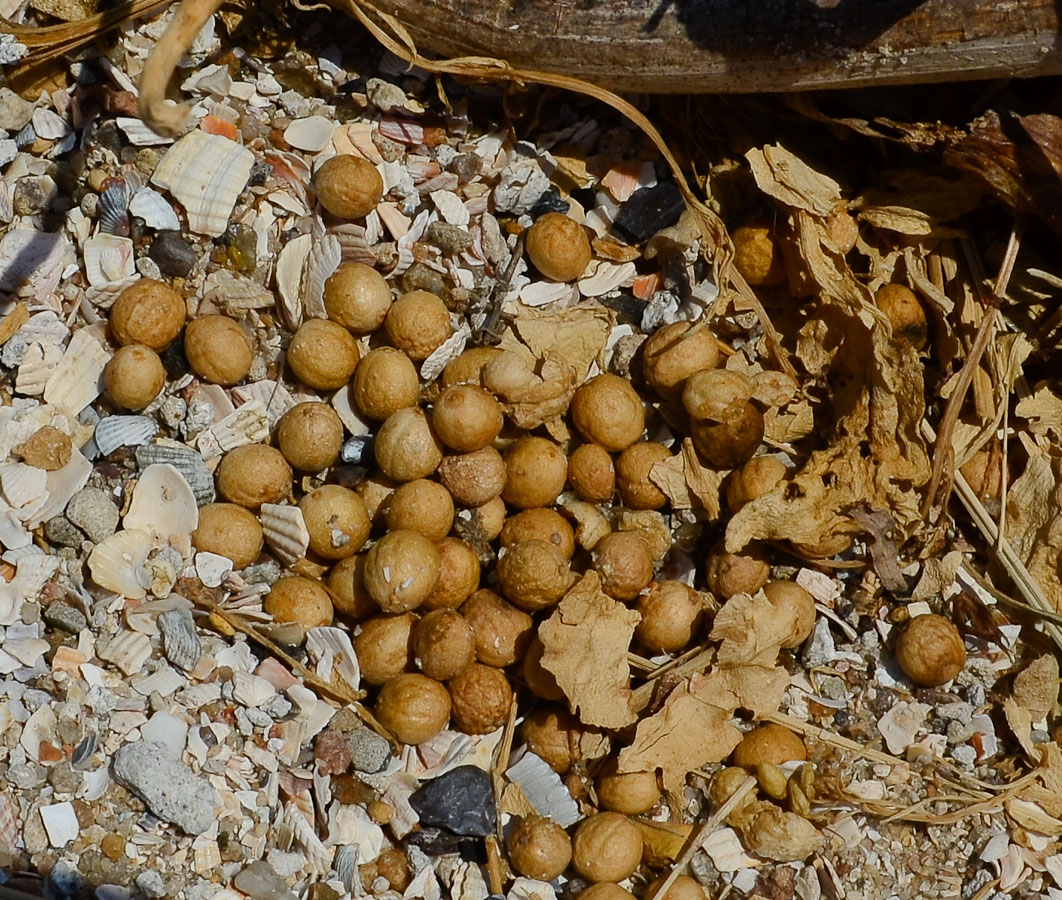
[138,0,224,137]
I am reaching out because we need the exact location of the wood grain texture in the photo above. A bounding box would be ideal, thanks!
[369,0,1062,91]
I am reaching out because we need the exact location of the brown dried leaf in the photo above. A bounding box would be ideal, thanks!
[1020,744,1062,819]
[635,820,694,866]
[763,400,814,445]
[910,550,963,602]
[1015,383,1062,440]
[0,302,30,347]
[510,303,613,383]
[539,572,640,730]
[710,591,802,669]
[746,144,842,218]
[854,170,980,236]
[681,438,726,520]
[1004,797,1062,836]
[1013,654,1059,721]
[1003,697,1037,758]
[650,452,693,510]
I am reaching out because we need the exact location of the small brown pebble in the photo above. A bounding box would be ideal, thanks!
[276,402,344,472]
[384,290,452,361]
[14,426,71,471]
[448,662,513,733]
[641,321,719,394]
[375,848,410,891]
[354,613,415,685]
[193,503,263,569]
[568,443,615,503]
[367,800,393,824]
[733,222,786,287]
[502,436,567,509]
[363,529,440,612]
[216,444,292,508]
[506,816,572,881]
[287,318,360,391]
[351,347,420,421]
[374,407,444,483]
[183,315,253,386]
[109,278,186,350]
[413,610,475,681]
[264,575,334,628]
[571,374,645,451]
[526,212,592,282]
[299,485,371,560]
[571,812,643,883]
[314,154,384,219]
[374,673,451,745]
[100,833,125,862]
[104,344,166,410]
[895,613,967,686]
[732,723,807,769]
[324,261,392,333]
[461,589,533,667]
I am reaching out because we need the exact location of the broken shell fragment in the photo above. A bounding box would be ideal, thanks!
[260,502,311,566]
[87,528,154,598]
[123,464,199,558]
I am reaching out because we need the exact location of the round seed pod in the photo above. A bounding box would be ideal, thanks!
[500,508,575,559]
[216,444,292,508]
[705,541,770,599]
[264,576,334,628]
[522,634,563,700]
[875,283,928,349]
[645,875,707,900]
[497,540,574,611]
[521,706,580,774]
[592,532,653,602]
[568,443,615,503]
[354,613,415,685]
[351,347,420,421]
[448,662,513,733]
[314,154,383,219]
[442,346,503,386]
[385,479,454,542]
[597,759,660,815]
[104,344,166,410]
[363,529,440,613]
[682,369,754,422]
[732,723,807,769]
[526,212,592,282]
[324,261,392,333]
[374,673,451,746]
[635,581,703,653]
[615,441,671,510]
[184,315,253,386]
[432,383,504,452]
[468,494,507,541]
[437,446,507,507]
[571,812,643,883]
[461,589,533,667]
[641,321,720,394]
[733,221,786,287]
[571,374,645,452]
[287,319,360,391]
[690,401,765,470]
[895,613,966,687]
[276,402,344,473]
[109,278,186,350]
[192,503,263,569]
[578,887,635,900]
[327,554,376,621]
[726,456,787,513]
[423,538,481,611]
[762,581,816,649]
[502,437,567,509]
[384,290,452,361]
[506,816,573,881]
[299,485,371,560]
[374,407,444,483]
[710,766,758,818]
[413,609,475,681]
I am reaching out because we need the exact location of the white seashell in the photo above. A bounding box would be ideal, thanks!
[430,190,470,227]
[87,528,153,599]
[304,234,341,320]
[0,504,31,550]
[83,234,136,286]
[519,280,575,308]
[201,400,269,456]
[85,274,140,310]
[306,627,360,693]
[151,131,255,237]
[15,341,63,396]
[4,637,49,667]
[333,845,361,896]
[0,230,72,294]
[231,671,276,707]
[31,108,71,140]
[450,862,492,900]
[136,443,215,506]
[2,311,67,369]
[325,802,383,855]
[260,503,309,566]
[97,629,152,676]
[421,323,469,382]
[128,187,181,231]
[115,117,175,146]
[330,385,371,438]
[0,462,48,515]
[158,606,202,672]
[505,751,581,827]
[275,233,311,331]
[27,450,91,529]
[201,269,274,311]
[20,703,57,759]
[95,415,158,457]
[579,260,637,298]
[124,464,199,558]
[231,380,296,429]
[284,116,336,153]
[195,551,232,588]
[43,327,109,416]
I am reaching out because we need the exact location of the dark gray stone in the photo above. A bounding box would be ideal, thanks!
[43,600,87,634]
[613,181,685,244]
[409,765,496,837]
[149,231,197,277]
[43,515,83,549]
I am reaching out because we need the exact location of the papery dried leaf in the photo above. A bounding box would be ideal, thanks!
[1004,797,1062,837]
[635,820,693,866]
[1005,443,1057,565]
[1013,654,1060,721]
[1016,383,1062,440]
[681,439,726,521]
[746,144,841,218]
[650,453,692,510]
[854,170,981,236]
[1004,697,1037,758]
[910,550,963,602]
[763,401,814,445]
[710,591,802,669]
[511,303,613,382]
[1019,744,1062,819]
[539,573,639,730]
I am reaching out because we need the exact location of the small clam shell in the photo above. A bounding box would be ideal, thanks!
[151,130,255,237]
[136,443,215,506]
[231,380,296,430]
[84,234,137,285]
[27,450,92,528]
[128,187,180,231]
[115,117,175,147]
[98,178,133,237]
[43,327,109,417]
[0,462,48,519]
[15,341,63,396]
[158,606,202,672]
[275,233,310,331]
[231,671,277,707]
[85,274,140,311]
[578,260,637,298]
[304,233,342,320]
[260,503,309,566]
[333,845,361,896]
[87,528,153,599]
[202,269,275,312]
[97,628,152,676]
[283,115,335,153]
[201,400,269,456]
[123,464,199,558]
[306,626,360,693]
[95,415,158,457]
[505,751,581,827]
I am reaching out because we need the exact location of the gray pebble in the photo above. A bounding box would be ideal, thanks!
[66,487,119,543]
[135,870,167,899]
[802,618,836,668]
[426,221,474,254]
[8,760,46,789]
[43,515,84,549]
[43,601,87,634]
[47,761,81,795]
[13,175,58,216]
[0,88,33,132]
[112,740,219,835]
[233,860,297,900]
[347,724,391,774]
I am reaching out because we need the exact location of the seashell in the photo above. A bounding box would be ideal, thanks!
[83,233,136,284]
[330,386,372,438]
[702,827,762,872]
[123,464,199,558]
[20,703,57,759]
[95,415,158,457]
[231,380,296,429]
[275,233,310,331]
[158,606,202,672]
[115,116,175,146]
[231,671,276,708]
[85,274,140,311]
[43,327,109,417]
[333,845,361,895]
[0,793,19,850]
[306,627,360,693]
[1,310,67,368]
[578,260,638,298]
[195,551,232,588]
[0,462,48,520]
[284,802,333,872]
[136,443,215,506]
[283,116,336,153]
[505,751,581,827]
[201,269,274,312]
[0,230,72,296]
[421,323,469,382]
[150,130,255,238]
[202,400,269,456]
[87,528,153,599]
[325,803,383,855]
[430,189,470,227]
[71,734,98,769]
[0,504,32,550]
[260,503,309,566]
[15,341,64,396]
[31,107,71,140]
[128,187,180,231]
[98,178,133,237]
[340,434,373,466]
[519,280,574,308]
[304,233,342,320]
[449,861,492,900]
[97,628,152,676]
[4,637,48,667]
[27,450,92,529]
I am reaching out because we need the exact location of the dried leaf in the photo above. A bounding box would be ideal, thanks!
[746,144,842,218]
[910,550,963,602]
[1005,797,1062,836]
[650,453,692,510]
[681,439,726,521]
[1019,744,1062,819]
[539,573,639,730]
[1013,654,1059,721]
[1016,383,1062,440]
[510,303,613,383]
[854,170,980,236]
[635,820,693,866]
[710,591,802,669]
[1003,697,1037,758]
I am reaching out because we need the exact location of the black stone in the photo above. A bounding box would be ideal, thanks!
[612,181,685,245]
[409,765,496,837]
[528,188,571,220]
[149,231,197,278]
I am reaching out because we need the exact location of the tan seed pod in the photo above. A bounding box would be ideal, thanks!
[571,812,643,883]
[363,529,440,613]
[570,374,645,452]
[423,538,481,611]
[448,662,513,734]
[733,221,786,287]
[726,455,787,513]
[314,154,383,219]
[690,401,765,470]
[374,407,444,483]
[104,344,166,410]
[351,347,420,421]
[385,479,454,542]
[525,212,592,282]
[732,723,807,770]
[682,369,754,422]
[264,575,334,628]
[461,589,533,667]
[287,318,360,391]
[894,613,966,687]
[641,321,719,395]
[615,441,671,510]
[592,532,653,602]
[437,446,507,507]
[506,816,573,881]
[324,261,393,333]
[109,278,186,350]
[299,485,371,560]
[502,436,567,509]
[645,875,707,900]
[354,612,415,685]
[385,290,452,361]
[216,444,292,508]
[412,609,475,681]
[596,759,659,815]
[193,503,263,569]
[276,402,344,472]
[327,554,377,621]
[567,443,615,503]
[497,540,574,611]
[875,282,928,349]
[705,540,770,599]
[374,673,450,746]
[521,705,580,774]
[432,383,504,452]
[499,508,575,559]
[184,315,253,386]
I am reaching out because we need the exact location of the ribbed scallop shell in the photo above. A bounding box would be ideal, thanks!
[231,380,296,429]
[97,628,152,675]
[158,606,202,672]
[0,462,48,520]
[135,443,215,506]
[306,627,360,693]
[84,234,136,285]
[128,187,180,231]
[505,751,581,827]
[260,503,309,566]
[304,233,342,320]
[95,415,158,457]
[275,232,310,331]
[124,464,199,558]
[43,327,109,417]
[87,528,153,599]
[98,176,134,236]
[333,845,361,895]
[0,791,19,851]
[15,341,63,396]
[204,401,269,454]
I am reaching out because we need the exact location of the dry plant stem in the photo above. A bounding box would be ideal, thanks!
[631,646,715,713]
[878,769,1039,826]
[485,835,505,896]
[491,695,519,850]
[4,0,171,62]
[652,775,757,900]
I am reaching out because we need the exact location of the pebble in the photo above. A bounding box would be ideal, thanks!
[112,740,219,834]
[43,515,84,549]
[426,221,474,254]
[233,860,297,900]
[43,600,87,634]
[66,487,119,544]
[13,176,59,216]
[136,870,167,899]
[347,724,391,774]
[0,87,34,132]
[149,231,198,278]
[409,765,496,837]
[612,180,685,244]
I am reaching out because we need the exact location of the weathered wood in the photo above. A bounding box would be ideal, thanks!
[366,0,1062,92]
